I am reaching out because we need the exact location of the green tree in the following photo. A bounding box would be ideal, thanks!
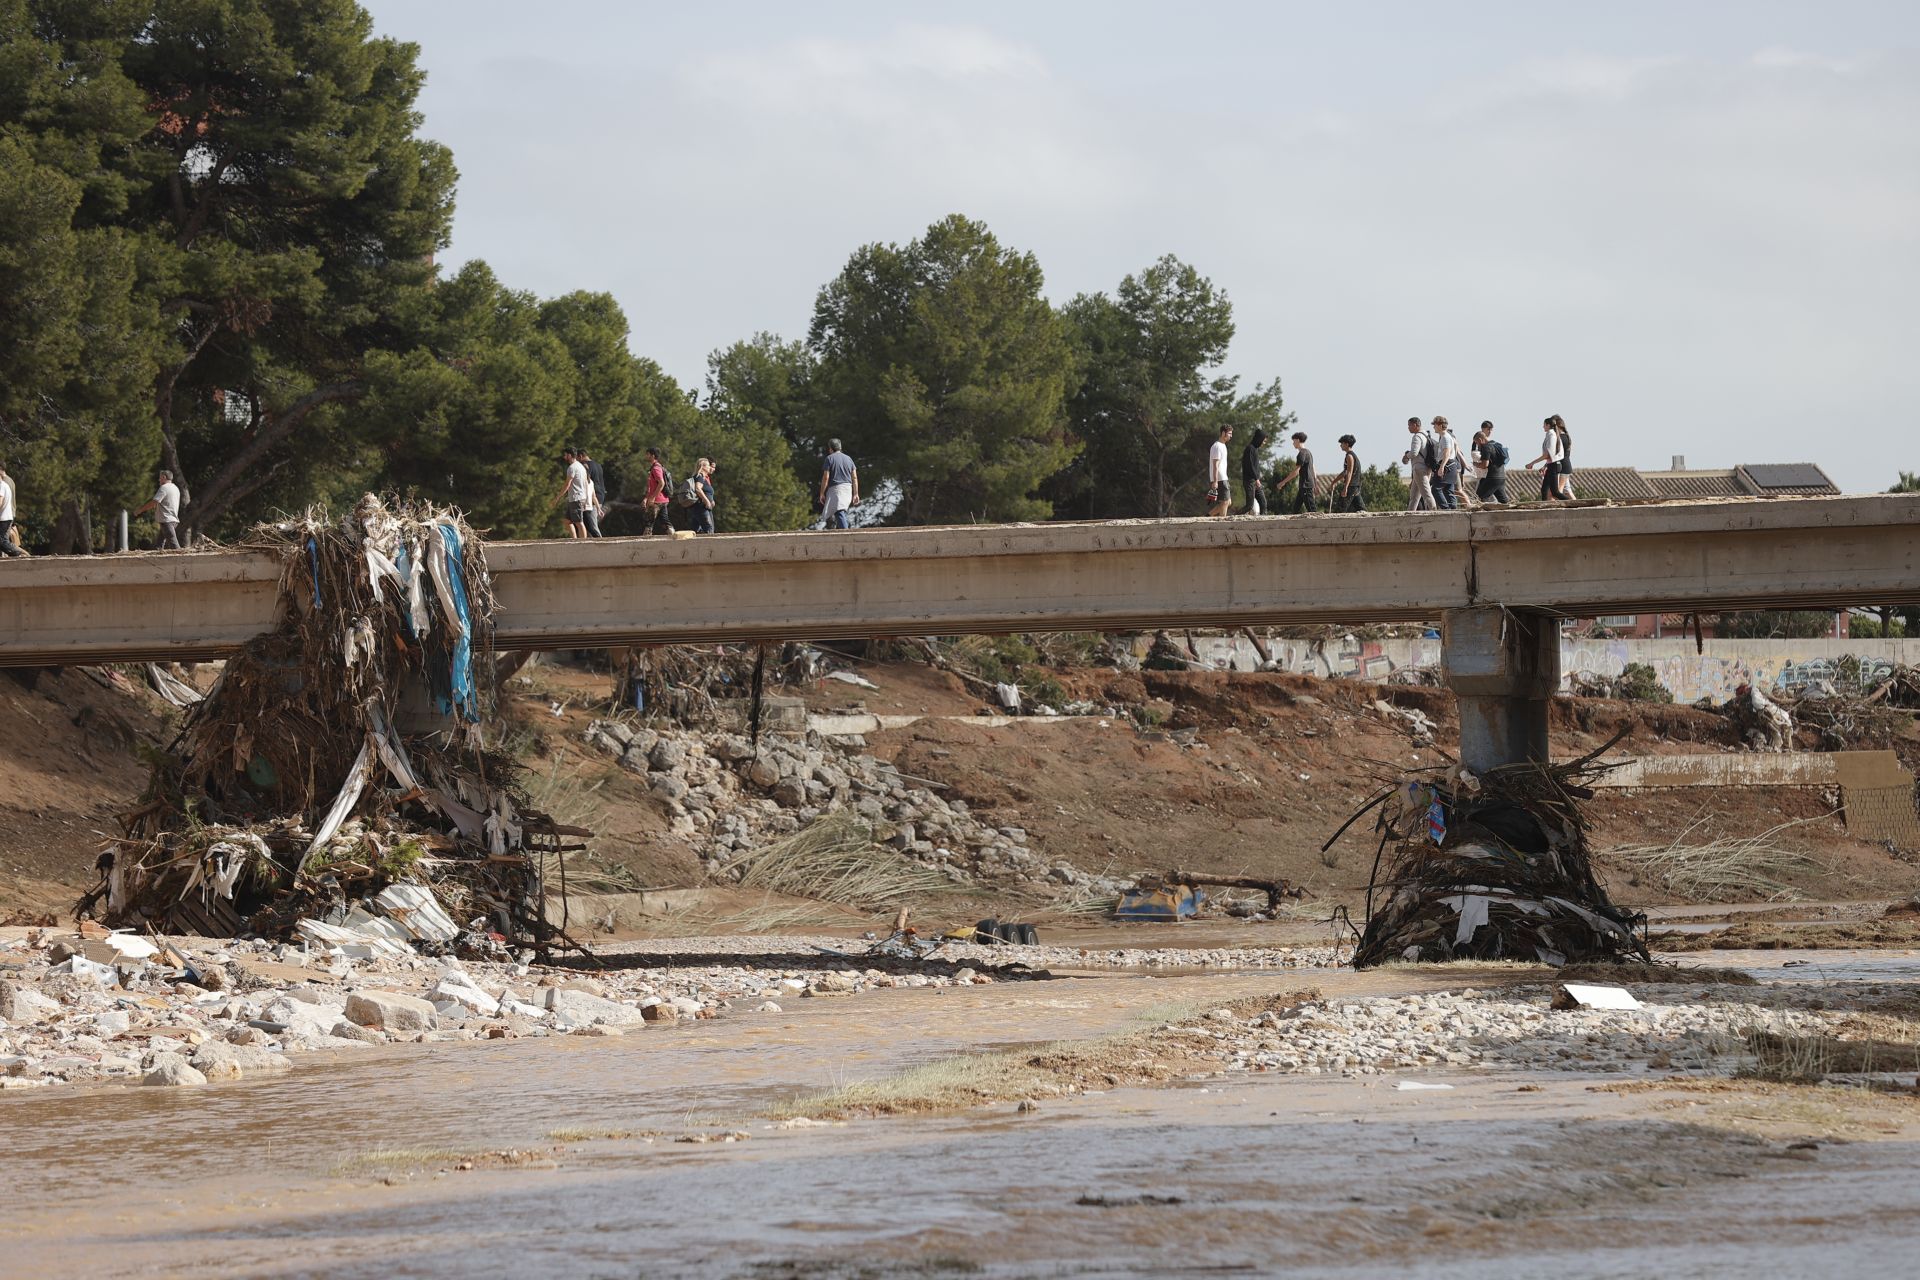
[807,214,1077,524]
[696,336,812,530]
[1054,255,1292,519]
[359,262,577,538]
[122,0,457,536]
[0,2,166,549]
[1359,464,1411,512]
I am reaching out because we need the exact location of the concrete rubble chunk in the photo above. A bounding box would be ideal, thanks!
[345,989,440,1032]
[542,988,647,1026]
[428,975,502,1016]
[329,1021,386,1045]
[143,1053,208,1087]
[0,982,63,1026]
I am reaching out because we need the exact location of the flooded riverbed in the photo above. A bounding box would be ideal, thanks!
[7,959,1917,1278]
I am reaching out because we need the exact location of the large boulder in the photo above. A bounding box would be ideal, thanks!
[344,989,440,1032]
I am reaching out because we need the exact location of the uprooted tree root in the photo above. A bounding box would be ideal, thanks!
[81,497,583,954]
[1349,741,1648,969]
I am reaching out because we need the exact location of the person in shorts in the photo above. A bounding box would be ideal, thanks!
[549,447,593,537]
[1207,425,1234,516]
[1526,416,1567,501]
[0,461,26,557]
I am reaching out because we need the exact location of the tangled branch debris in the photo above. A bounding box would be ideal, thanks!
[1349,748,1648,969]
[82,497,581,956]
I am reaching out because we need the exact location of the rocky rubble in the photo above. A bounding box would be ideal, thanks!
[1186,981,1855,1079]
[0,928,1030,1091]
[584,719,1132,898]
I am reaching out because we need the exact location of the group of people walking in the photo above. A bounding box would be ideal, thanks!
[551,444,718,539]
[1206,414,1577,516]
[549,439,862,539]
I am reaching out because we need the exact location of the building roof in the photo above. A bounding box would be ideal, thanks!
[1644,469,1751,499]
[1737,462,1839,495]
[1569,466,1659,500]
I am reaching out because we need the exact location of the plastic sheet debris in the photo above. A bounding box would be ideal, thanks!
[1395,1080,1455,1091]
[1552,983,1643,1011]
[824,670,880,691]
[374,884,460,943]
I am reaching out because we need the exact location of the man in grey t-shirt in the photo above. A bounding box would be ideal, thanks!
[818,440,859,529]
[134,469,185,548]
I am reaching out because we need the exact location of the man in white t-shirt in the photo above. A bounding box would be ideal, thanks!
[0,462,27,558]
[133,469,185,548]
[1207,425,1234,516]
[548,446,593,539]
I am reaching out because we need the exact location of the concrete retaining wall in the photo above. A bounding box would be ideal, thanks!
[1189,634,1920,704]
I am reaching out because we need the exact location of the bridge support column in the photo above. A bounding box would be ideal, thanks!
[1442,607,1559,774]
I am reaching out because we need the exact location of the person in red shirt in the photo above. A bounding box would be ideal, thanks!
[643,446,670,535]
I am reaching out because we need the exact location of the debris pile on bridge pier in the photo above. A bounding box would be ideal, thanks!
[83,497,577,956]
[1349,751,1648,969]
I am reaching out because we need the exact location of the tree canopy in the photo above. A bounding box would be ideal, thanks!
[1053,255,1292,519]
[2,5,1304,547]
[807,215,1077,525]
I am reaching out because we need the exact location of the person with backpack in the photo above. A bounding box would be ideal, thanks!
[1402,417,1437,511]
[694,457,716,533]
[1333,435,1363,512]
[1473,422,1510,505]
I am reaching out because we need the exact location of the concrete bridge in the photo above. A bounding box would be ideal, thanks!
[3,495,1916,771]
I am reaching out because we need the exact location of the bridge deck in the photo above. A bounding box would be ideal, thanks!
[2,496,1915,665]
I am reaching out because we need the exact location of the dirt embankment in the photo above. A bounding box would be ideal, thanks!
[4,656,1918,920]
[0,668,176,919]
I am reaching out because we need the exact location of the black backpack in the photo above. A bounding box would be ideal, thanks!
[1422,433,1445,472]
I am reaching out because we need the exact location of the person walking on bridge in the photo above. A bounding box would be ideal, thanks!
[643,447,671,535]
[1333,435,1363,512]
[133,470,184,548]
[550,447,593,538]
[576,447,608,537]
[1473,421,1510,505]
[0,462,26,558]
[693,457,717,534]
[1238,428,1267,515]
[1272,432,1318,514]
[1403,417,1437,511]
[1430,417,1461,509]
[1526,416,1567,501]
[818,439,859,529]
[1207,424,1234,516]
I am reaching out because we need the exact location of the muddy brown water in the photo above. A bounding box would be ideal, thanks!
[6,961,1919,1278]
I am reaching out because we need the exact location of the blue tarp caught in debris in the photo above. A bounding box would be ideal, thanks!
[1114,884,1205,921]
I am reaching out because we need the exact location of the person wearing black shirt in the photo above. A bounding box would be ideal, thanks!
[1239,428,1267,514]
[1472,421,1510,505]
[1273,431,1318,514]
[1334,435,1363,511]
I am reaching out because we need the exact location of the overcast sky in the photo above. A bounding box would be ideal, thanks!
[364,1,1918,492]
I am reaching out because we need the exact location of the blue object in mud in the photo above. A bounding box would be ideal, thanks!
[1113,884,1205,921]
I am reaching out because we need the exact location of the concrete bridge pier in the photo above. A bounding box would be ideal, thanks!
[1442,607,1561,774]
